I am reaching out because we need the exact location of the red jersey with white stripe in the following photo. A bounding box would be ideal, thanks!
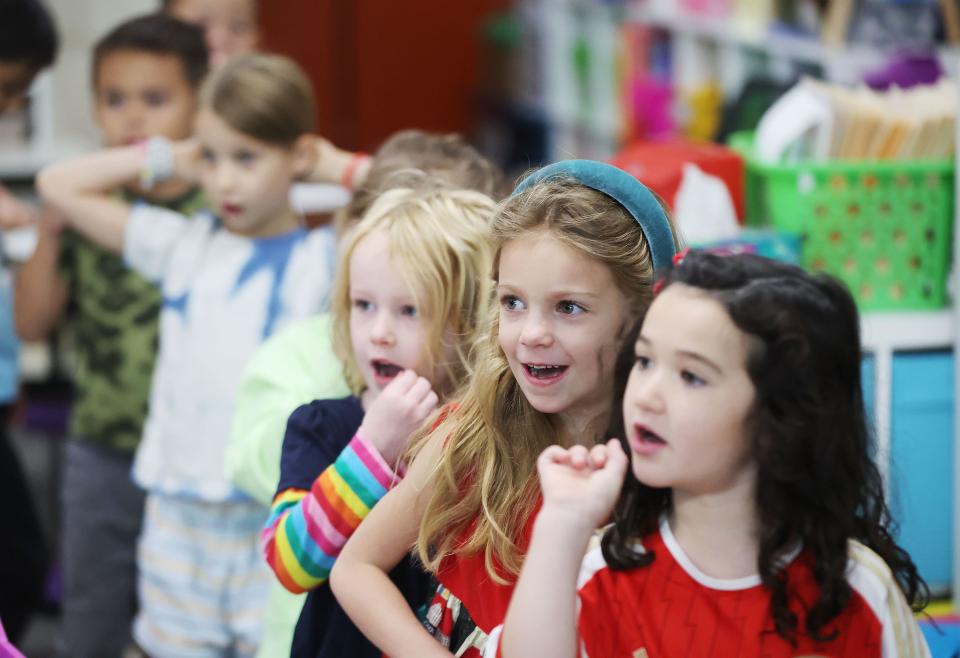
[486,519,930,658]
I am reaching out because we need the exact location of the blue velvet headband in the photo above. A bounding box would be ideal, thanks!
[511,160,676,271]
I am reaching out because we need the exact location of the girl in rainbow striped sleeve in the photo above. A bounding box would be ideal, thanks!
[260,184,495,658]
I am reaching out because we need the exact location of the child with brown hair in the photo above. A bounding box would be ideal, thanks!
[36,53,340,657]
[15,13,206,656]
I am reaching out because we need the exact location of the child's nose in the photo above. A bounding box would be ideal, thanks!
[214,162,237,191]
[370,312,394,345]
[124,106,145,131]
[518,314,553,348]
[628,371,665,413]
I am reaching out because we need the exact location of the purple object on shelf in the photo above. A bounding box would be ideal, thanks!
[864,52,943,90]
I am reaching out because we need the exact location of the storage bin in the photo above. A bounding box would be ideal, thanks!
[731,132,954,310]
[861,352,955,592]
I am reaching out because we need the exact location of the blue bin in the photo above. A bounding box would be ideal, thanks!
[863,351,954,592]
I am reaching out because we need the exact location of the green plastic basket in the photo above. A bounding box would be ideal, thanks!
[730,132,954,310]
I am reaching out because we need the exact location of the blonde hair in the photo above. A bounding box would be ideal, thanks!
[336,130,508,234]
[200,53,314,146]
[415,177,679,580]
[330,186,497,397]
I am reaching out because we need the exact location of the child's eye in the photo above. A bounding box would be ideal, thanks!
[200,148,216,164]
[353,299,373,312]
[500,295,524,312]
[235,150,256,165]
[104,92,125,108]
[634,355,651,370]
[557,300,585,315]
[681,370,706,387]
[143,91,168,108]
[400,305,418,318]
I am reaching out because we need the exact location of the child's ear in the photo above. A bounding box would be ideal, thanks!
[292,134,318,180]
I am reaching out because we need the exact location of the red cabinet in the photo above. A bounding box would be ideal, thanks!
[261,1,508,151]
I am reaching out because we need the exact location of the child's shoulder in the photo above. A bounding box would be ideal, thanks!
[288,395,364,436]
[298,224,335,249]
[843,540,930,657]
[844,539,906,607]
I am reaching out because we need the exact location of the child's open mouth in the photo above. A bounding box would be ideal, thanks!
[222,202,243,217]
[637,426,665,444]
[522,363,568,386]
[631,424,667,455]
[371,359,404,385]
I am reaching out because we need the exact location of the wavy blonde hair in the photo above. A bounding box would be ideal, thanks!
[415,177,679,580]
[330,186,497,397]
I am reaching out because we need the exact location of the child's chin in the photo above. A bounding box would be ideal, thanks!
[522,392,568,415]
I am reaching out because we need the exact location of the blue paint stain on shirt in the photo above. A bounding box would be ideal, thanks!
[162,291,190,318]
[232,228,307,339]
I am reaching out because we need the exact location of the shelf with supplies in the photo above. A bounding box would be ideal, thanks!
[629,4,960,82]
[505,0,960,610]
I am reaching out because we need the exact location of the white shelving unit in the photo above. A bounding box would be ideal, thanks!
[861,311,954,488]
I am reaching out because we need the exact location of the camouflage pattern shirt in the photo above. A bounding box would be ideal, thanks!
[59,188,206,454]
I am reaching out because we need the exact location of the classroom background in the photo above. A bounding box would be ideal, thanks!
[1,0,959,656]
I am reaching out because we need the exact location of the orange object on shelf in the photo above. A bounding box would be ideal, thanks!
[609,139,746,222]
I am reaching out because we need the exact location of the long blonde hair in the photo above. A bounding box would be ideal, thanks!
[330,186,497,397]
[415,177,678,580]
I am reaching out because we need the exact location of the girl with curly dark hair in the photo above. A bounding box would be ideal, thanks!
[490,250,930,658]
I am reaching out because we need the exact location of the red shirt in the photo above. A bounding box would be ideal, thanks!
[422,498,541,656]
[488,519,930,658]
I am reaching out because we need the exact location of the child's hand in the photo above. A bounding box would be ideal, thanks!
[358,370,439,467]
[537,440,628,530]
[301,135,371,187]
[0,186,40,230]
[172,139,203,184]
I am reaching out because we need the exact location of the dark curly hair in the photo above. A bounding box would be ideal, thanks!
[601,250,928,644]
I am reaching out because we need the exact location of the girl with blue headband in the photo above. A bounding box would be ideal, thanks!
[331,161,679,657]
[489,251,929,658]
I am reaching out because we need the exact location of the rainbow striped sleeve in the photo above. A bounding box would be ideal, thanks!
[261,434,400,593]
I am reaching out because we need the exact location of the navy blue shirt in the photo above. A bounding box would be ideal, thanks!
[278,396,431,658]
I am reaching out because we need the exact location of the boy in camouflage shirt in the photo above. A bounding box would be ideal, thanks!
[14,13,208,657]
